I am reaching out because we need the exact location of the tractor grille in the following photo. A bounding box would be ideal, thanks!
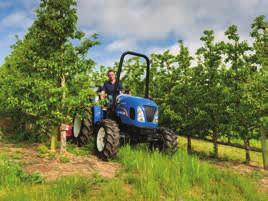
[143,106,156,122]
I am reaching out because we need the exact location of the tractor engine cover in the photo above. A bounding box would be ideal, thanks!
[115,94,158,129]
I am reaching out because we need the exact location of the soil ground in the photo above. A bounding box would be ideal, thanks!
[0,142,120,181]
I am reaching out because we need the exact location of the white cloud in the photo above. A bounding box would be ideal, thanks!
[0,12,33,30]
[146,43,179,55]
[106,38,137,52]
[77,0,195,40]
[77,0,268,42]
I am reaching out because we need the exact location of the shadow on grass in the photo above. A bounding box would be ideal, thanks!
[188,149,261,169]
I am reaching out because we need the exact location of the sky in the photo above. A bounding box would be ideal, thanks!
[0,0,268,67]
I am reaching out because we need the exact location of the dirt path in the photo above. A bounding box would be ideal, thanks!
[0,143,120,181]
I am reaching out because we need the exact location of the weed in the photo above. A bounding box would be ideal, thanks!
[37,153,46,158]
[48,152,56,160]
[36,144,49,154]
[59,155,70,163]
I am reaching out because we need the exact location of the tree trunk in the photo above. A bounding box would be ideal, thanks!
[244,138,250,164]
[187,134,192,154]
[261,126,268,170]
[60,124,67,154]
[50,126,58,152]
[227,136,231,144]
[60,75,66,155]
[212,132,218,158]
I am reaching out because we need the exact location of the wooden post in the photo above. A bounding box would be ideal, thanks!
[187,134,192,154]
[244,138,250,164]
[212,131,218,158]
[60,123,67,154]
[59,74,67,154]
[261,126,268,170]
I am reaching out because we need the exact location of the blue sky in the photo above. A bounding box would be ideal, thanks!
[0,0,267,67]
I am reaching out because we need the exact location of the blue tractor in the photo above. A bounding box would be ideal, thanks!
[72,51,178,160]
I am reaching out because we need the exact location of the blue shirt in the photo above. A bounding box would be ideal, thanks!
[102,81,123,95]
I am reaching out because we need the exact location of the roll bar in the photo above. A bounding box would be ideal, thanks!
[112,51,150,110]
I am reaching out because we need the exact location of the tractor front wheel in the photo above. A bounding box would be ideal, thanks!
[95,119,120,161]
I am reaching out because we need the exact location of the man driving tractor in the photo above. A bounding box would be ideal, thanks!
[101,69,123,96]
[99,69,123,108]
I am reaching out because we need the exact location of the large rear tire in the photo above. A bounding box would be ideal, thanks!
[95,119,120,161]
[151,127,178,155]
[73,107,93,146]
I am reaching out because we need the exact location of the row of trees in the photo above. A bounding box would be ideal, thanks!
[120,17,267,166]
[0,0,99,149]
[0,0,267,167]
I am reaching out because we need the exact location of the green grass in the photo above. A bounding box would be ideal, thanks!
[219,136,262,149]
[66,140,95,156]
[178,136,264,167]
[0,145,267,201]
[0,154,43,189]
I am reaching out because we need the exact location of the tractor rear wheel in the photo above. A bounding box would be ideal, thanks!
[73,107,93,146]
[95,119,120,161]
[151,127,178,155]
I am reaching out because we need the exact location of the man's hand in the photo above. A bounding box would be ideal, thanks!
[99,91,107,100]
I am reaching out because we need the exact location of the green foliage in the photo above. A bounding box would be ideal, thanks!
[0,0,99,141]
[223,24,261,146]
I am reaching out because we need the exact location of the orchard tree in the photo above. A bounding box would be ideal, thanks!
[251,15,268,169]
[91,65,109,89]
[150,49,178,127]
[120,57,146,96]
[223,25,259,164]
[195,30,228,158]
[1,0,99,151]
[157,42,196,153]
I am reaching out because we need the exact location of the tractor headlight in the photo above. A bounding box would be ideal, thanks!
[137,106,145,122]
[153,110,158,123]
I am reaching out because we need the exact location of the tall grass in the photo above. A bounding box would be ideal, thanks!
[0,146,267,201]
[117,146,265,201]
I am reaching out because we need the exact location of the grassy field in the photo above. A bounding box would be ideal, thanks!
[177,136,264,167]
[0,143,267,201]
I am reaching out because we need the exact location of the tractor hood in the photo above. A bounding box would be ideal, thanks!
[115,94,158,128]
[116,94,157,107]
